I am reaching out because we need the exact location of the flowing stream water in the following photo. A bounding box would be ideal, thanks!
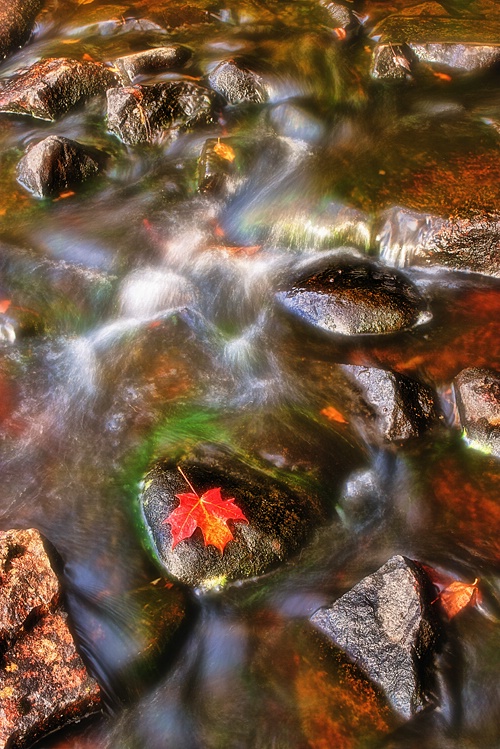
[0,1,499,747]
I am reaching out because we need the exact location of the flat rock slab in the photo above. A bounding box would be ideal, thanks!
[0,529,101,749]
[454,368,500,457]
[114,45,192,83]
[276,259,430,336]
[0,58,119,121]
[17,135,106,198]
[0,0,44,60]
[138,444,324,589]
[342,365,440,443]
[106,82,215,145]
[377,207,500,279]
[371,18,500,78]
[310,555,439,720]
[208,60,267,104]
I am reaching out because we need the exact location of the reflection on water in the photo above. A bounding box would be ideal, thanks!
[0,0,499,747]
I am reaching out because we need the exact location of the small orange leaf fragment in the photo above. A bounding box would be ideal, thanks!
[82,53,96,62]
[439,578,480,619]
[333,27,347,40]
[0,300,11,314]
[55,191,76,200]
[214,139,236,162]
[433,72,452,82]
[320,406,348,424]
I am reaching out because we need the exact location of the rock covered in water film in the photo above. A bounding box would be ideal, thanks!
[106,81,215,145]
[0,529,101,749]
[17,135,106,198]
[310,555,440,720]
[113,45,192,83]
[342,364,440,443]
[0,0,44,60]
[139,444,324,589]
[208,60,267,104]
[0,58,119,121]
[454,368,500,457]
[276,258,430,336]
[377,206,500,279]
[197,137,237,194]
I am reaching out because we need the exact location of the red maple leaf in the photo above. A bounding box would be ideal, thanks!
[163,469,248,554]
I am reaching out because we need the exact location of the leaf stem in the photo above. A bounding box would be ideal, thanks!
[177,466,199,497]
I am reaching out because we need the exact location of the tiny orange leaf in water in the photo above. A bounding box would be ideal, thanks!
[55,191,76,201]
[439,578,481,619]
[433,72,452,82]
[321,406,348,424]
[333,27,347,40]
[0,300,11,314]
[214,139,236,162]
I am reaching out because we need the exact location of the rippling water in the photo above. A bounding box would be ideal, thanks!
[0,1,499,747]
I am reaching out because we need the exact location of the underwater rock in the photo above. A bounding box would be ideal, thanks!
[371,18,500,78]
[267,101,325,144]
[0,0,44,60]
[106,81,215,145]
[197,137,237,194]
[139,444,324,589]
[275,258,429,336]
[0,58,118,121]
[208,60,267,104]
[342,364,440,443]
[319,0,361,39]
[454,368,500,457]
[310,555,440,719]
[17,135,106,198]
[113,45,192,83]
[0,529,101,749]
[377,206,500,279]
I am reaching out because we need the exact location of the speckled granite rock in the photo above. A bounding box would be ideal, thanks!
[0,0,44,60]
[454,368,500,457]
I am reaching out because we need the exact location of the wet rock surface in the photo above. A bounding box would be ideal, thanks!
[17,135,106,198]
[0,58,118,121]
[0,529,101,749]
[0,0,44,61]
[197,137,237,195]
[106,81,215,144]
[208,60,267,104]
[310,555,440,719]
[454,368,500,457]
[276,259,429,336]
[342,365,440,443]
[113,45,192,83]
[139,444,325,589]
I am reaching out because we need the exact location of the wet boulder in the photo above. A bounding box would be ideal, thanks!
[342,364,440,443]
[0,0,44,60]
[275,258,430,336]
[113,45,192,83]
[17,135,106,198]
[208,60,267,104]
[197,137,237,194]
[0,529,101,748]
[377,206,500,279]
[106,81,215,145]
[310,555,440,719]
[138,444,324,589]
[0,58,118,121]
[454,368,500,458]
[319,1,360,39]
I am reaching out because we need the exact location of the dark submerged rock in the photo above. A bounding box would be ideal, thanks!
[208,59,267,104]
[377,207,500,279]
[106,81,215,145]
[0,0,44,60]
[275,258,430,336]
[0,58,119,121]
[310,555,440,720]
[454,368,500,457]
[342,364,440,443]
[139,444,324,589]
[113,45,192,83]
[0,529,101,748]
[197,137,237,195]
[17,135,106,198]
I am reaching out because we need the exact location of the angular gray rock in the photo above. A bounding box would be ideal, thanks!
[310,555,439,720]
[276,259,430,336]
[0,0,44,60]
[113,45,192,83]
[0,58,118,121]
[208,60,267,104]
[106,81,215,145]
[17,135,106,198]
[342,365,440,443]
[377,206,500,279]
[454,368,500,457]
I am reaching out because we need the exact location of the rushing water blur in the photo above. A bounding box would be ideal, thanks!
[0,1,500,747]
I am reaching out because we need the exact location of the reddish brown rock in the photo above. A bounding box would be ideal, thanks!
[0,0,44,61]
[0,529,101,749]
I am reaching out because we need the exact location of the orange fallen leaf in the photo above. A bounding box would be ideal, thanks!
[433,72,452,82]
[82,53,96,62]
[214,139,236,162]
[320,406,348,424]
[439,578,481,619]
[55,191,76,200]
[332,27,347,40]
[0,300,11,314]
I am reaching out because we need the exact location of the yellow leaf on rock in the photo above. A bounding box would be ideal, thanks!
[440,578,480,619]
[214,140,236,162]
[321,406,348,424]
